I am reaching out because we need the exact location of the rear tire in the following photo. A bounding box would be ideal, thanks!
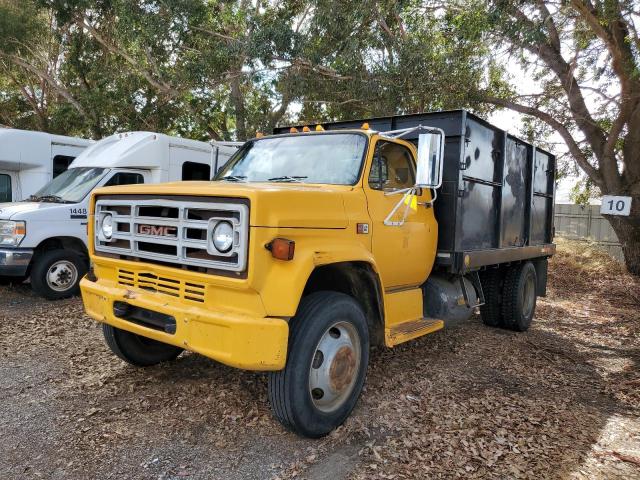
[102,324,183,367]
[479,268,504,327]
[30,249,87,300]
[501,262,537,332]
[268,291,369,438]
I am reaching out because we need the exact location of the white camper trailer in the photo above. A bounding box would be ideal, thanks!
[0,128,92,202]
[0,131,241,299]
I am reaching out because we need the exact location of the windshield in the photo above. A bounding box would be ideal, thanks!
[30,167,109,203]
[215,133,367,185]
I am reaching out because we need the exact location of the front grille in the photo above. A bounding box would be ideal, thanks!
[117,268,206,303]
[94,198,249,272]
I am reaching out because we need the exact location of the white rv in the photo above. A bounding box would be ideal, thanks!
[0,128,92,202]
[0,131,240,299]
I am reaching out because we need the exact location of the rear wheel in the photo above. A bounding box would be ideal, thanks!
[30,249,87,300]
[102,324,183,367]
[479,268,504,327]
[501,262,537,332]
[268,291,369,438]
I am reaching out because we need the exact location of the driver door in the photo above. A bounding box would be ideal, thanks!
[364,139,436,289]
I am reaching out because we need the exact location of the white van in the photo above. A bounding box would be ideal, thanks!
[0,128,92,202]
[0,131,240,299]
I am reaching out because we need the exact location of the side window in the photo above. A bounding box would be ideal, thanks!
[368,141,415,191]
[104,172,145,187]
[0,174,11,202]
[53,155,75,178]
[182,162,211,181]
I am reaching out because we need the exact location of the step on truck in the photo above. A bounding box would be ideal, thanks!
[80,110,556,437]
[0,128,92,203]
[0,131,240,298]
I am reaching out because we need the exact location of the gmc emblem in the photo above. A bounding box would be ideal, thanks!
[138,224,177,237]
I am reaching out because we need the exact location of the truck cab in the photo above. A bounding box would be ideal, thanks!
[80,112,555,438]
[0,131,240,298]
[0,128,91,202]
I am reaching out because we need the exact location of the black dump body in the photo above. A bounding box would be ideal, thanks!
[275,110,556,274]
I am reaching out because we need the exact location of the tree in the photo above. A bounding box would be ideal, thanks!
[449,0,640,274]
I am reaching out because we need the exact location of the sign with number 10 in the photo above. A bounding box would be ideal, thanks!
[600,196,632,216]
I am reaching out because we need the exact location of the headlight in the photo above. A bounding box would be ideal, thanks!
[0,220,26,246]
[212,221,234,253]
[100,214,113,240]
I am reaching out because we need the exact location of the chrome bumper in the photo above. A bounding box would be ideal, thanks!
[0,248,33,276]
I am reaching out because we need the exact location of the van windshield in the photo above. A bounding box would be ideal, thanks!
[30,167,108,203]
[214,133,367,185]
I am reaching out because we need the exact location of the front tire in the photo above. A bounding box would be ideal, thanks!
[268,291,370,438]
[30,249,87,300]
[102,324,183,367]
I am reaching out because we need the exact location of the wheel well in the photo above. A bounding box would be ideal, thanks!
[34,237,88,261]
[303,262,385,346]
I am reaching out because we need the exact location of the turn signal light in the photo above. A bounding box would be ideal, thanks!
[266,238,295,261]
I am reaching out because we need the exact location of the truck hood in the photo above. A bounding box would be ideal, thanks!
[0,201,71,221]
[92,181,351,229]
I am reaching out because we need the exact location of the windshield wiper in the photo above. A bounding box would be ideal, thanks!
[30,194,70,204]
[220,175,247,182]
[267,176,308,183]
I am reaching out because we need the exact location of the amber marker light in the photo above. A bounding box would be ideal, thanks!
[361,122,370,130]
[290,127,298,133]
[315,125,324,131]
[302,126,311,132]
[266,238,295,261]
[256,131,264,138]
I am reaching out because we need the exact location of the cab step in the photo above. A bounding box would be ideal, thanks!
[386,317,444,346]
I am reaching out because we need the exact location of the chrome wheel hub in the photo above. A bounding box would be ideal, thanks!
[309,321,361,413]
[46,260,78,292]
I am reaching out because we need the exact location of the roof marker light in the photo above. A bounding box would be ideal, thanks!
[256,132,264,138]
[315,125,324,131]
[361,122,370,130]
[302,126,310,132]
[290,127,298,133]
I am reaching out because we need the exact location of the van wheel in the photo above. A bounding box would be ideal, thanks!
[501,262,537,332]
[268,291,369,438]
[102,324,183,367]
[479,268,504,327]
[30,249,87,300]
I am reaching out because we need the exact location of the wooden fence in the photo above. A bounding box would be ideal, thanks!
[554,203,624,261]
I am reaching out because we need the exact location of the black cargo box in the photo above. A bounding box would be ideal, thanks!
[275,110,556,274]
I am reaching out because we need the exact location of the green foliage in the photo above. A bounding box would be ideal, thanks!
[0,0,499,140]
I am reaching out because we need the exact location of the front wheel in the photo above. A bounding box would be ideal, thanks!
[102,324,183,367]
[268,291,369,438]
[30,249,87,300]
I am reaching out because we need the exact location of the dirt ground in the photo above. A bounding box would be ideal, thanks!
[1,240,639,480]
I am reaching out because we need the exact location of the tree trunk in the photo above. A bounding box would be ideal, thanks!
[605,195,640,276]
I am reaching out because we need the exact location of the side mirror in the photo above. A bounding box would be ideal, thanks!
[416,131,444,189]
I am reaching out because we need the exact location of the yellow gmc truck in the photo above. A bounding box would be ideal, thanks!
[80,111,556,437]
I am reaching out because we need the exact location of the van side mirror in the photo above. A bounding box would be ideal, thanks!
[416,132,444,189]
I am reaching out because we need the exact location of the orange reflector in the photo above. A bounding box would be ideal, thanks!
[267,238,295,261]
[290,127,298,133]
[315,125,324,131]
[361,122,370,130]
[302,126,310,132]
[256,131,264,138]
